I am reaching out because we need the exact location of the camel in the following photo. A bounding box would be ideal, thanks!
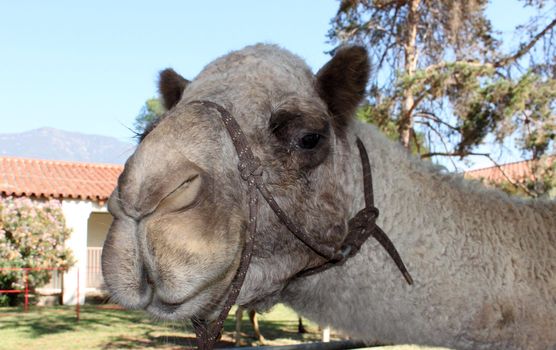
[102,44,556,350]
[235,307,265,346]
[234,308,308,346]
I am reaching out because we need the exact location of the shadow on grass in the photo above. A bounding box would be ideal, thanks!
[0,305,151,338]
[222,318,328,347]
[101,319,324,349]
[100,314,325,349]
[1,305,334,348]
[102,333,234,350]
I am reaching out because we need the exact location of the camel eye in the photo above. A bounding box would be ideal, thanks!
[298,133,321,149]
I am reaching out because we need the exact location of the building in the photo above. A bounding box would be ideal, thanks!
[464,156,555,197]
[0,156,122,305]
[464,157,553,183]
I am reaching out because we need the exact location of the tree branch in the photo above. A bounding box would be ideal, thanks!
[494,17,556,67]
[420,151,490,158]
[407,92,429,116]
[421,150,538,197]
[424,60,492,72]
[483,154,537,197]
[376,5,401,70]
[414,111,459,131]
[409,127,421,156]
[415,120,458,170]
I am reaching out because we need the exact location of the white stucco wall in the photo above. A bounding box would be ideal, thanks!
[87,213,112,247]
[62,199,107,305]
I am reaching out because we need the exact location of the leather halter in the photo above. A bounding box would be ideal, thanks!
[187,100,413,350]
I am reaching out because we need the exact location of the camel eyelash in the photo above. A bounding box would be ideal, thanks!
[268,110,302,133]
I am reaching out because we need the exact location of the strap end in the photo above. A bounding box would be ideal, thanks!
[403,271,414,285]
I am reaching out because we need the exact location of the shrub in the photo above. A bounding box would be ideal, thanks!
[0,197,75,305]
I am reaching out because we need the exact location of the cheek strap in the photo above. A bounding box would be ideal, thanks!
[187,100,412,350]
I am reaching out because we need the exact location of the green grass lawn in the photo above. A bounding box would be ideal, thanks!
[0,304,449,350]
[0,304,337,350]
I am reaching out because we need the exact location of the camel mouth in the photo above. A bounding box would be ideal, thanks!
[134,244,240,322]
[143,282,229,321]
[102,176,246,320]
[146,296,187,319]
[148,290,192,311]
[103,214,244,322]
[149,299,180,313]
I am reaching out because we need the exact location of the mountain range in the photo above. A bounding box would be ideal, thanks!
[0,128,136,164]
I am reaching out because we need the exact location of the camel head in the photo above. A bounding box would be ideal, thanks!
[102,44,370,321]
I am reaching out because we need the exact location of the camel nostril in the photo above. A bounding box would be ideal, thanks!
[155,171,204,213]
[145,274,154,286]
[140,265,154,292]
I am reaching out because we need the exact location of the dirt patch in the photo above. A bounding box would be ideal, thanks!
[96,304,125,310]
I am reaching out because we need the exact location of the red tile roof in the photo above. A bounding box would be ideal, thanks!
[464,157,555,183]
[1,155,551,202]
[0,157,123,203]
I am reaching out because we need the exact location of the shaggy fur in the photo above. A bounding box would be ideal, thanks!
[283,122,556,349]
[102,44,556,350]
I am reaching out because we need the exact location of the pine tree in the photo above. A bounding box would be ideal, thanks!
[329,0,556,197]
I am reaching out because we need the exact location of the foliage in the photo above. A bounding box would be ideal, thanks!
[356,104,429,156]
[133,98,164,135]
[329,0,556,196]
[0,197,74,305]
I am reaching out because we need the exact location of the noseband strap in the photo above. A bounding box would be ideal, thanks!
[187,100,412,350]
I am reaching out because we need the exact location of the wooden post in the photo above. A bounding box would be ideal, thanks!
[24,269,29,312]
[76,268,80,321]
[322,326,331,342]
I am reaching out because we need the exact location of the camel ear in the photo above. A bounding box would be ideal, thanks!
[158,68,189,110]
[316,46,369,124]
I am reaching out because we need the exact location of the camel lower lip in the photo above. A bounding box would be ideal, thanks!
[145,292,211,321]
[150,287,201,309]
[146,298,183,316]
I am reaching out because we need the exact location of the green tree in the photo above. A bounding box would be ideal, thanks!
[0,197,75,305]
[134,98,164,135]
[329,0,556,193]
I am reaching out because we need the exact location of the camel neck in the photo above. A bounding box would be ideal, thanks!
[280,121,556,349]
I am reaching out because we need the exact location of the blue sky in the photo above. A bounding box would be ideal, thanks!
[0,1,337,143]
[0,0,532,159]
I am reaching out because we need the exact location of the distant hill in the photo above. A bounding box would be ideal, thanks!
[0,128,135,164]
